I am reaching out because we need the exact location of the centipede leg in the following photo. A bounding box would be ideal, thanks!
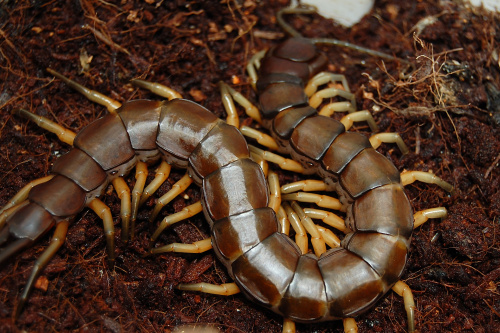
[218,81,262,127]
[339,110,379,132]
[246,50,267,89]
[249,145,304,173]
[130,161,148,239]
[281,179,329,193]
[309,86,356,111]
[413,207,448,228]
[401,170,454,193]
[390,189,450,332]
[139,161,171,206]
[149,201,203,245]
[219,82,280,155]
[46,68,122,112]
[177,282,240,295]
[316,226,342,248]
[240,126,279,151]
[279,178,346,232]
[282,192,343,211]
[0,175,54,217]
[267,170,281,213]
[392,280,416,333]
[130,78,182,101]
[305,72,351,97]
[87,198,115,267]
[282,318,296,333]
[150,238,212,255]
[0,202,30,230]
[370,133,410,154]
[277,206,290,235]
[290,201,326,256]
[304,208,346,233]
[343,318,359,333]
[149,173,193,222]
[111,177,132,242]
[219,80,279,157]
[219,81,240,127]
[15,109,76,145]
[15,219,69,319]
[282,202,308,254]
[250,150,269,176]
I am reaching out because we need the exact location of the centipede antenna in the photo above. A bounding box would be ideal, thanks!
[276,6,412,66]
[311,37,412,65]
[276,5,317,38]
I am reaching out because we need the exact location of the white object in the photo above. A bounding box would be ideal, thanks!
[469,0,500,11]
[299,0,375,27]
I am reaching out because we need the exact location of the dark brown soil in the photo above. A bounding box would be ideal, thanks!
[0,0,498,332]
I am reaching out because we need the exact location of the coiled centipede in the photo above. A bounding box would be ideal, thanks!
[0,8,455,333]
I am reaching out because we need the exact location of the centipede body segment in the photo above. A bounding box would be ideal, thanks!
[0,29,454,333]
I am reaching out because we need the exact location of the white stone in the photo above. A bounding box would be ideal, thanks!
[469,0,500,11]
[298,0,375,27]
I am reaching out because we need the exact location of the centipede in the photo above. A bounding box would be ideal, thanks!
[3,1,497,333]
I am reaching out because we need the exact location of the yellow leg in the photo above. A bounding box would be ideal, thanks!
[309,87,356,111]
[401,170,454,192]
[0,201,29,229]
[177,282,240,296]
[282,192,342,211]
[139,161,171,206]
[340,110,379,132]
[0,175,54,215]
[87,198,115,267]
[246,50,266,90]
[219,81,261,127]
[130,161,148,238]
[290,201,326,257]
[370,133,410,154]
[282,318,296,333]
[15,109,76,145]
[249,145,304,173]
[219,81,241,128]
[250,150,269,177]
[305,72,351,97]
[281,202,308,254]
[277,206,290,235]
[316,226,341,248]
[303,208,346,233]
[150,201,203,244]
[280,179,328,193]
[151,238,212,255]
[149,173,193,222]
[343,318,358,333]
[392,280,416,333]
[46,68,121,112]
[267,170,281,214]
[240,126,279,150]
[111,177,131,242]
[318,101,356,116]
[414,207,448,228]
[15,220,69,319]
[400,201,448,331]
[130,78,182,101]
